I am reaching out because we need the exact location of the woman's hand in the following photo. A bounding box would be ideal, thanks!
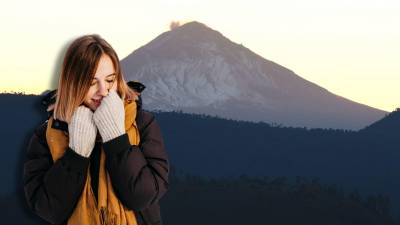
[93,90,125,143]
[68,105,98,157]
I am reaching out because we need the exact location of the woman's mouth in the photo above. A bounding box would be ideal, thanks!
[93,99,102,106]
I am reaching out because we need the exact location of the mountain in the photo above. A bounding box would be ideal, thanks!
[2,93,399,221]
[120,21,386,130]
[359,108,400,133]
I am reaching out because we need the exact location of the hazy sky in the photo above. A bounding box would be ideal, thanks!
[1,0,398,111]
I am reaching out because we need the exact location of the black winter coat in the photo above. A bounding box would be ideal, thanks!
[23,86,169,225]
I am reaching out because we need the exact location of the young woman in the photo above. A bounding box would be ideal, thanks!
[23,34,169,225]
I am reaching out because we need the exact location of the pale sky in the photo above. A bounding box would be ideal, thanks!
[1,0,399,112]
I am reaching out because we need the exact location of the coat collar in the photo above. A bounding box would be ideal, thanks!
[51,118,68,132]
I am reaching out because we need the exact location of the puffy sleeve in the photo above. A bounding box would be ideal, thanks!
[102,112,170,211]
[23,122,90,225]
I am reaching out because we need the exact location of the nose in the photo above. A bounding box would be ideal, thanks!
[97,81,110,97]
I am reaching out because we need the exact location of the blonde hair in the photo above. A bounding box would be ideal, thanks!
[53,34,136,123]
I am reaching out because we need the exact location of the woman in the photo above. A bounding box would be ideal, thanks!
[23,34,169,225]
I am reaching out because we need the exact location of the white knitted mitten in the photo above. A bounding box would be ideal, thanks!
[68,105,97,158]
[93,90,125,143]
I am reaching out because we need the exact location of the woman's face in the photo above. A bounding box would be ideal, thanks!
[83,54,118,111]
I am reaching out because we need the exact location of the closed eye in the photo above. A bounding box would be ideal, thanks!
[91,79,115,86]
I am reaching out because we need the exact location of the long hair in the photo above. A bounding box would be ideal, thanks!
[52,34,136,123]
